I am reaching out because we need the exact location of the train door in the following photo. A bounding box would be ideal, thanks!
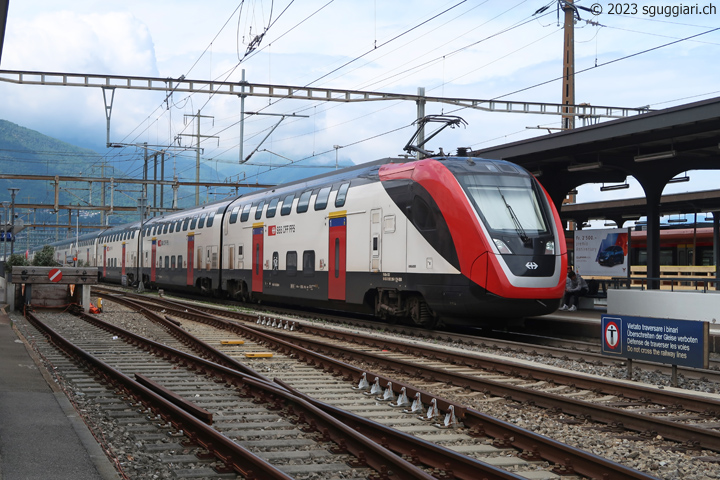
[210,246,218,270]
[328,212,347,300]
[370,208,382,272]
[121,243,126,277]
[227,245,235,270]
[186,233,194,286]
[151,238,157,282]
[252,224,264,293]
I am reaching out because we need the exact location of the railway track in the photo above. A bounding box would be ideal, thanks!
[88,290,704,478]
[92,285,720,387]
[18,309,445,480]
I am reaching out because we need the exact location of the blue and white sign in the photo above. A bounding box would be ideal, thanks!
[601,315,708,369]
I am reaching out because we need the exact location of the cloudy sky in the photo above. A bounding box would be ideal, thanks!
[1,0,719,214]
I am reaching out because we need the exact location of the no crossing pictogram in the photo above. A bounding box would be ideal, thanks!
[604,321,620,350]
[48,268,63,283]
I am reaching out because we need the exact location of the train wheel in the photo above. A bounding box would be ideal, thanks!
[408,295,437,328]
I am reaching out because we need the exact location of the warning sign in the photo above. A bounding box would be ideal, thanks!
[602,317,623,355]
[601,314,708,368]
[48,268,63,283]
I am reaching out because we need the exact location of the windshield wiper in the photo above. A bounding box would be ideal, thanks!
[497,187,529,243]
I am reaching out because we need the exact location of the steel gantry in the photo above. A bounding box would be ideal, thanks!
[0,69,651,128]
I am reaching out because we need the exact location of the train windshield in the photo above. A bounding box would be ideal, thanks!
[457,174,549,237]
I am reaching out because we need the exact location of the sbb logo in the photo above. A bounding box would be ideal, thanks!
[268,226,276,236]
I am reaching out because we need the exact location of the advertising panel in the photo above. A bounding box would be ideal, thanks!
[573,228,628,276]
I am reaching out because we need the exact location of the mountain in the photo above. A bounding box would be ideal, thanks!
[0,120,357,242]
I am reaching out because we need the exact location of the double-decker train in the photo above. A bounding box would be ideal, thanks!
[35,156,567,327]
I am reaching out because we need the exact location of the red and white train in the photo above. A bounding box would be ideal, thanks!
[38,156,568,327]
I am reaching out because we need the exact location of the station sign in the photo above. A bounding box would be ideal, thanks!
[601,314,708,369]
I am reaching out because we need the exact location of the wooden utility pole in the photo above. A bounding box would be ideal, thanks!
[561,0,576,130]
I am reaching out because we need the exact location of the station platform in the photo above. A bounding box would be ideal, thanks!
[0,301,119,480]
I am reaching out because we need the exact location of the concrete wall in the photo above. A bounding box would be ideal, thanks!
[608,289,720,324]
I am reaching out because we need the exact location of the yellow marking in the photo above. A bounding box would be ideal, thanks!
[244,352,274,358]
[220,340,245,345]
[252,222,264,229]
[329,210,347,219]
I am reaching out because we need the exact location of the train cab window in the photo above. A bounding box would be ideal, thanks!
[297,190,312,213]
[171,256,176,268]
[240,204,252,222]
[314,187,331,211]
[411,196,437,231]
[267,198,279,218]
[255,200,266,220]
[281,194,294,216]
[303,250,315,275]
[190,216,198,230]
[182,218,190,231]
[335,182,350,207]
[286,251,297,276]
[229,206,241,224]
[198,213,207,228]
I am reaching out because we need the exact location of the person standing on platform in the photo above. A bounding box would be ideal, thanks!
[560,270,588,312]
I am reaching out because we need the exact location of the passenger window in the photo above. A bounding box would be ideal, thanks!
[190,216,197,230]
[335,182,350,207]
[240,204,252,222]
[314,186,331,211]
[206,212,214,227]
[198,213,207,228]
[169,222,175,233]
[267,198,279,218]
[171,256,176,268]
[303,250,315,275]
[178,255,183,268]
[163,224,169,234]
[281,194,294,216]
[229,206,240,224]
[287,251,297,276]
[182,219,189,231]
[297,190,312,213]
[255,200,266,220]
[164,256,169,268]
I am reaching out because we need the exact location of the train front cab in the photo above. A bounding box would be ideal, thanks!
[379,157,567,325]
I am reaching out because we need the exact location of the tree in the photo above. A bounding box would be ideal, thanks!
[6,253,29,267]
[31,246,58,267]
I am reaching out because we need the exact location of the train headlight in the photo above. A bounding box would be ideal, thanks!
[545,240,555,254]
[493,238,513,254]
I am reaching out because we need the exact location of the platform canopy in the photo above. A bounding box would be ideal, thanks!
[472,96,720,287]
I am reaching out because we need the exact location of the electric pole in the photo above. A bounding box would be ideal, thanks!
[561,0,576,130]
[180,110,217,206]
